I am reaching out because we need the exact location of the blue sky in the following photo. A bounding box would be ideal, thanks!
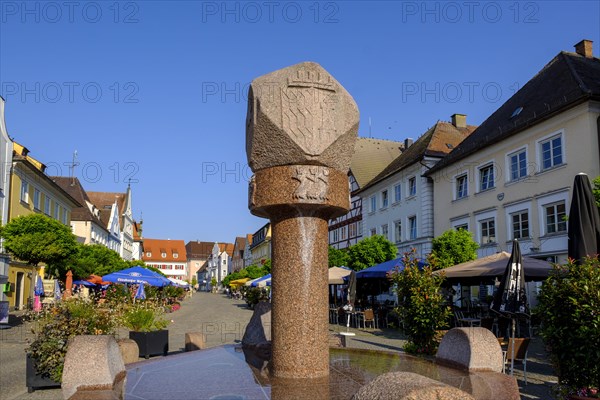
[1,1,599,243]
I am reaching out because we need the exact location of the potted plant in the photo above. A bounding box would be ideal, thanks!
[121,303,170,359]
[535,257,600,400]
[25,298,117,392]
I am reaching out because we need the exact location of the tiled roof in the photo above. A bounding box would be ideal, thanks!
[142,238,187,262]
[87,191,127,214]
[218,242,235,256]
[361,121,475,191]
[185,241,214,259]
[246,234,253,245]
[51,177,108,232]
[233,236,246,257]
[428,49,600,175]
[350,137,404,188]
[133,220,143,241]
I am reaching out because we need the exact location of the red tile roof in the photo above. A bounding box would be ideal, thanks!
[142,238,187,262]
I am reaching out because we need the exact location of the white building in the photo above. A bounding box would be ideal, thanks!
[142,238,188,279]
[0,96,13,316]
[426,40,600,263]
[207,242,234,286]
[328,138,404,250]
[359,116,475,258]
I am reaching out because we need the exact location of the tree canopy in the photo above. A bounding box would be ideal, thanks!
[328,245,350,267]
[0,214,78,269]
[67,243,128,279]
[347,235,397,271]
[430,228,479,270]
[222,263,269,287]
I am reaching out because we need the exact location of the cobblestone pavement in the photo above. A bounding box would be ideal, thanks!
[0,292,559,399]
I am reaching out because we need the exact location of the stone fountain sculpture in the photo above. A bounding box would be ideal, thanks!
[246,61,359,379]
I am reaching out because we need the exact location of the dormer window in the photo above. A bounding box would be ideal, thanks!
[173,253,179,259]
[146,252,152,257]
[161,252,167,258]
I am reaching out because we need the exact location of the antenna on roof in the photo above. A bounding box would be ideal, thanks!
[369,117,372,138]
[68,150,79,186]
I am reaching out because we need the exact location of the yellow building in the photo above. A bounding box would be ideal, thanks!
[249,223,271,266]
[5,142,80,310]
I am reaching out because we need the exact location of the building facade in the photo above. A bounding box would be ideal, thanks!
[142,239,188,280]
[250,223,271,265]
[328,138,404,250]
[427,40,600,264]
[52,177,110,247]
[0,97,13,319]
[185,240,214,283]
[359,117,476,258]
[206,242,234,286]
[6,142,80,310]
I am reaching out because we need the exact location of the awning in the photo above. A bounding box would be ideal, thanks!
[328,266,352,284]
[229,278,250,288]
[433,252,552,284]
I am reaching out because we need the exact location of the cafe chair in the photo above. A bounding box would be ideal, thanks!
[502,337,530,385]
[359,309,377,329]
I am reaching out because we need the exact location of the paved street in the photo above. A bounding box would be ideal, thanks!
[0,292,558,399]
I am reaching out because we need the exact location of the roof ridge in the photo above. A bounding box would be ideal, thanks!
[560,51,591,94]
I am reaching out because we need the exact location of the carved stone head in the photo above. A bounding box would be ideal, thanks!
[246,62,359,173]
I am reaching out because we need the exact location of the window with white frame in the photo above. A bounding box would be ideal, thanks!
[162,252,167,258]
[409,216,417,240]
[394,184,401,203]
[332,229,339,242]
[508,149,527,181]
[62,209,67,224]
[340,226,347,240]
[381,190,388,208]
[44,197,51,215]
[479,164,495,191]
[540,134,563,170]
[20,181,29,203]
[511,211,529,239]
[408,177,416,197]
[33,189,40,210]
[146,252,152,257]
[54,203,59,219]
[173,253,179,259]
[370,228,377,237]
[545,202,566,234]
[348,223,356,238]
[381,224,389,240]
[480,218,496,244]
[394,220,402,243]
[456,174,468,199]
[369,195,376,213]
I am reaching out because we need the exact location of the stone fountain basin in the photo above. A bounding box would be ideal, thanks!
[125,345,512,399]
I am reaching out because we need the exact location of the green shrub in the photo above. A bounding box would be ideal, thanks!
[26,298,118,382]
[535,257,600,398]
[390,250,451,355]
[121,304,169,332]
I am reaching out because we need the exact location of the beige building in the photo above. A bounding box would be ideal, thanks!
[426,40,600,264]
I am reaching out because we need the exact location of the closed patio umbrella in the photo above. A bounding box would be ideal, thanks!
[491,239,528,375]
[34,275,44,312]
[568,173,600,265]
[134,283,146,301]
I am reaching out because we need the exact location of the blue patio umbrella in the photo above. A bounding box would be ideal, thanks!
[102,266,171,287]
[73,280,96,287]
[34,276,45,296]
[251,274,271,287]
[353,257,426,279]
[54,279,61,301]
[134,283,146,301]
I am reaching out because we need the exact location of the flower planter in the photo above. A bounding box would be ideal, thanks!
[26,354,61,393]
[129,330,169,359]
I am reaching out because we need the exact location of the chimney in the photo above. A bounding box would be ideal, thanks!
[404,138,413,149]
[451,114,467,128]
[575,39,593,58]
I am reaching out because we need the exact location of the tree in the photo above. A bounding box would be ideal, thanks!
[328,246,350,267]
[347,235,397,271]
[66,244,129,279]
[390,250,451,355]
[430,228,479,270]
[0,214,78,274]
